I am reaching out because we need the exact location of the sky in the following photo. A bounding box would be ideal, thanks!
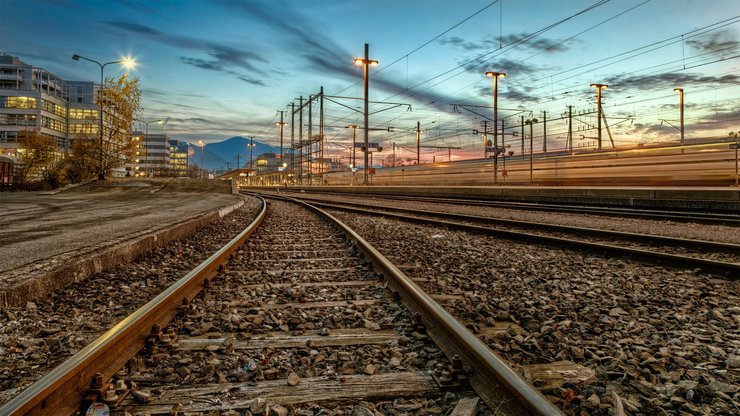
[1,0,739,164]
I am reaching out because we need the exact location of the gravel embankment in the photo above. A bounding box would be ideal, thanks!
[0,197,263,406]
[330,210,740,416]
[293,193,740,244]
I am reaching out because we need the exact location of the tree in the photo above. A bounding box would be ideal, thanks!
[67,73,142,179]
[14,131,59,184]
[65,136,99,183]
[101,73,142,175]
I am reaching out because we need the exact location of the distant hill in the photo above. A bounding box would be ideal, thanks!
[188,136,280,171]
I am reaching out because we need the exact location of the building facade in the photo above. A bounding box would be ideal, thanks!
[168,140,189,177]
[0,55,68,155]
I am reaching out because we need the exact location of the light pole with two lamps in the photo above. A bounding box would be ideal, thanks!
[72,54,136,180]
[486,71,506,184]
[354,44,378,185]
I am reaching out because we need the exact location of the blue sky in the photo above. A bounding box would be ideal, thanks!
[1,0,739,163]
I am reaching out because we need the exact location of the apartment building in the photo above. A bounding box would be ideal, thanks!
[0,55,68,155]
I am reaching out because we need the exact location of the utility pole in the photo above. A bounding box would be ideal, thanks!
[276,110,287,162]
[354,43,378,185]
[674,87,684,143]
[591,83,608,150]
[481,120,489,158]
[308,94,313,184]
[298,96,303,184]
[290,102,295,184]
[500,119,506,150]
[567,105,573,154]
[542,111,547,153]
[520,115,525,157]
[415,121,421,165]
[319,86,324,184]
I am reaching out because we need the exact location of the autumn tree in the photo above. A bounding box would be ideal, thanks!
[14,131,59,185]
[68,73,142,179]
[65,136,99,183]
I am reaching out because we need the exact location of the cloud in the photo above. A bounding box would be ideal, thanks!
[214,0,455,109]
[105,21,160,36]
[440,33,570,54]
[104,20,267,82]
[605,72,740,91]
[686,29,739,55]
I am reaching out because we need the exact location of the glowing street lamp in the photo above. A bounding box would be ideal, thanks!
[674,88,684,143]
[72,54,136,180]
[590,83,607,150]
[486,71,506,184]
[197,140,205,179]
[354,43,379,185]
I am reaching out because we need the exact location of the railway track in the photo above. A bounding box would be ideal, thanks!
[286,190,740,227]
[267,193,740,279]
[1,196,560,416]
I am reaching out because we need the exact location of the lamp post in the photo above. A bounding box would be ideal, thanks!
[197,140,205,179]
[590,83,608,150]
[72,54,135,180]
[354,43,379,185]
[674,88,684,143]
[730,131,739,187]
[248,137,256,185]
[142,118,164,177]
[486,71,506,184]
[525,118,538,184]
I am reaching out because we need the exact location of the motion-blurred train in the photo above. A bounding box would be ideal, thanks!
[253,140,738,187]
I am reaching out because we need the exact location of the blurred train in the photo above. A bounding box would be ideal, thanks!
[257,140,739,187]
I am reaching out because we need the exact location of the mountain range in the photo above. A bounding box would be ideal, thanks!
[188,136,280,171]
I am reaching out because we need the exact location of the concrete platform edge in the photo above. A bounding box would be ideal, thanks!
[0,198,245,309]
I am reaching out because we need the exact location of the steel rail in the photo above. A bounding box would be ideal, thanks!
[0,197,267,416]
[265,193,562,416]
[283,195,740,255]
[298,199,740,279]
[286,189,740,226]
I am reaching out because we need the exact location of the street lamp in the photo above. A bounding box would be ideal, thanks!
[248,137,256,185]
[197,140,205,179]
[525,118,538,184]
[730,131,739,187]
[486,71,506,184]
[674,88,684,143]
[354,43,379,185]
[142,118,165,177]
[347,124,359,169]
[72,54,136,180]
[590,83,608,150]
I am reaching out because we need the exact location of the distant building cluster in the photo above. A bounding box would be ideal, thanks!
[0,55,188,177]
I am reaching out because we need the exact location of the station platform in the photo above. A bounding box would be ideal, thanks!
[0,178,242,308]
[265,185,740,213]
